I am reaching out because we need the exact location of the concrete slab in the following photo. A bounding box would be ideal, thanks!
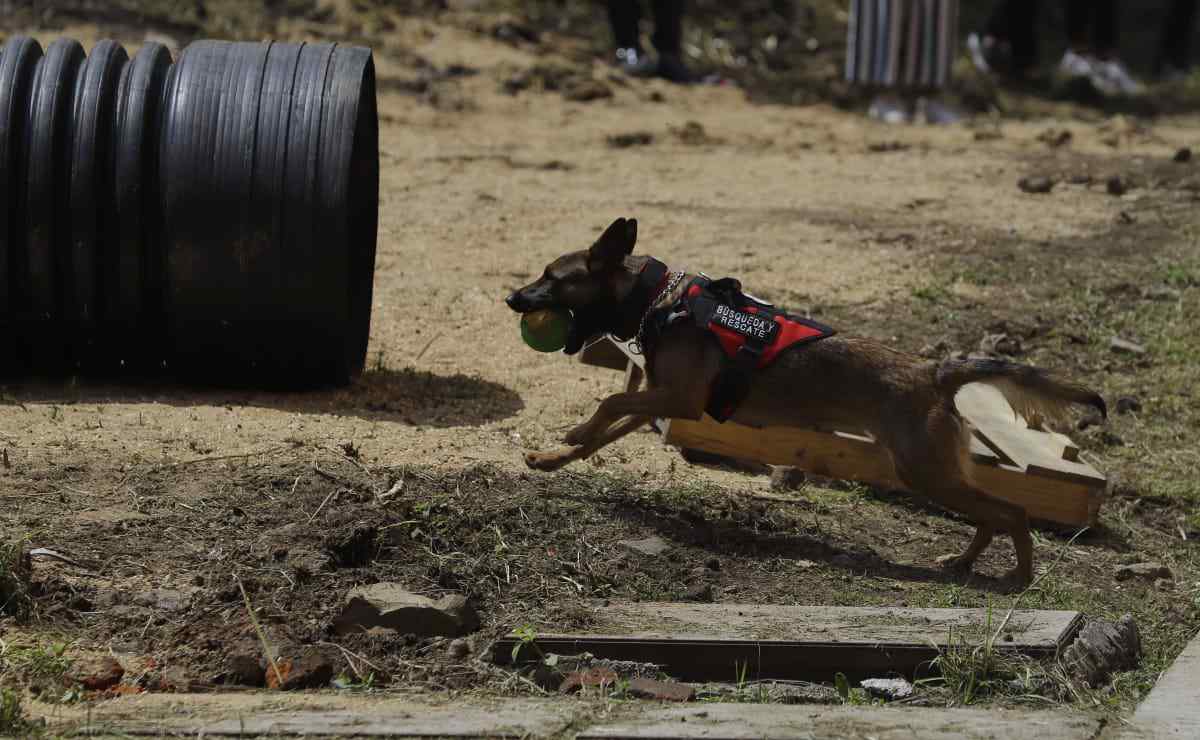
[1109,628,1200,739]
[50,695,577,738]
[578,704,1101,740]
[55,693,1102,739]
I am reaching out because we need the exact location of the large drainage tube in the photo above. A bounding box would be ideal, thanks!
[0,36,378,387]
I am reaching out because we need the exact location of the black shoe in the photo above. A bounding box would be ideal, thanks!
[654,53,694,84]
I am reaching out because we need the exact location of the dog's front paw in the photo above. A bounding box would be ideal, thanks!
[997,567,1032,593]
[563,423,592,446]
[936,553,975,574]
[524,450,567,472]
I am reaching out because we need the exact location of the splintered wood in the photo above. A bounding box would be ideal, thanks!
[579,337,1106,527]
[494,602,1084,681]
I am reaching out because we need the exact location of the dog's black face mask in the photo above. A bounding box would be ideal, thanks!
[504,218,640,355]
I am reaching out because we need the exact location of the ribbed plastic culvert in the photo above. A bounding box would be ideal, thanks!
[0,36,379,387]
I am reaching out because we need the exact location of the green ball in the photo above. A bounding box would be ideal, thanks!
[520,309,570,353]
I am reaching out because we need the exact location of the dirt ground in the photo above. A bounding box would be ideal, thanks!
[2,2,1199,734]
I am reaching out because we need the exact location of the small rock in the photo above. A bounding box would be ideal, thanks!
[1018,175,1055,194]
[1174,147,1192,163]
[69,655,125,691]
[1077,408,1105,431]
[563,78,613,102]
[225,650,266,686]
[287,548,332,579]
[1037,128,1072,148]
[448,638,472,659]
[1115,396,1142,414]
[559,667,618,694]
[132,589,190,612]
[979,332,1022,356]
[1110,336,1146,355]
[1115,562,1172,581]
[770,466,806,491]
[626,677,695,701]
[1062,615,1140,687]
[332,583,479,637]
[607,131,654,148]
[918,339,950,359]
[619,536,671,557]
[860,677,914,701]
[1144,286,1181,302]
[705,557,721,572]
[1106,175,1129,196]
[265,648,334,690]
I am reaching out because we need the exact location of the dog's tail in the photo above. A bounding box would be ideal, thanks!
[936,357,1106,426]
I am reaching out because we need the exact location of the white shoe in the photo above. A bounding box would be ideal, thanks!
[1059,50,1118,95]
[1059,49,1096,79]
[867,96,911,124]
[967,33,992,74]
[1095,59,1144,95]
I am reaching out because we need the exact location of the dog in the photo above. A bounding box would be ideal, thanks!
[505,218,1106,587]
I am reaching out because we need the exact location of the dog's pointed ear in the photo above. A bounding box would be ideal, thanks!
[588,217,638,270]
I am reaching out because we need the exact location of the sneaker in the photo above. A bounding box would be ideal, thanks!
[967,32,1008,75]
[1094,59,1144,95]
[917,97,966,125]
[1059,49,1097,79]
[1059,49,1118,95]
[867,95,912,124]
[615,47,656,78]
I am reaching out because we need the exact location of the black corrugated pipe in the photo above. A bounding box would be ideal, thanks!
[0,36,379,387]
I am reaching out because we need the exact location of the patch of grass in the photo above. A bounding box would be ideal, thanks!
[0,538,32,620]
[911,282,952,303]
[0,641,77,706]
[0,687,30,736]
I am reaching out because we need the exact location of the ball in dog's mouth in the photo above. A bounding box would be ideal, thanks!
[520,309,571,353]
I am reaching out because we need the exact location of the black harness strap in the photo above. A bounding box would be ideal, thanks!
[614,258,669,341]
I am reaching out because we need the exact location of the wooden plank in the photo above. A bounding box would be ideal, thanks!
[663,415,1100,526]
[494,603,1083,682]
[581,338,636,371]
[580,705,1101,740]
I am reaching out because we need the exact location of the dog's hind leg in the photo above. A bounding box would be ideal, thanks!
[526,415,651,472]
[886,401,1035,589]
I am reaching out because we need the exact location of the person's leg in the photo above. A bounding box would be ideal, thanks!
[1064,0,1090,52]
[1090,0,1117,58]
[607,1,642,52]
[1089,0,1143,94]
[1006,0,1039,74]
[650,0,684,56]
[1159,0,1198,76]
[649,0,693,82]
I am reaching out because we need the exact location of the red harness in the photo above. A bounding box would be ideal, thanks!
[644,276,836,422]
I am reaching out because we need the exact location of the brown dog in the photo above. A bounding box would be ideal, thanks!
[506,218,1106,587]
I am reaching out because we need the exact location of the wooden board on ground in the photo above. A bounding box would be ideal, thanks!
[493,602,1084,682]
[579,337,1106,527]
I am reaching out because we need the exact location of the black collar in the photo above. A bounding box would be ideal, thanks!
[612,258,669,340]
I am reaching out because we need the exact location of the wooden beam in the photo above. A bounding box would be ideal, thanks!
[494,603,1084,682]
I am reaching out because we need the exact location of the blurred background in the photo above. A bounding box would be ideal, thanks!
[2,1,1198,114]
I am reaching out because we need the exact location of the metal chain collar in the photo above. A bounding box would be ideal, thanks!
[629,270,686,355]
